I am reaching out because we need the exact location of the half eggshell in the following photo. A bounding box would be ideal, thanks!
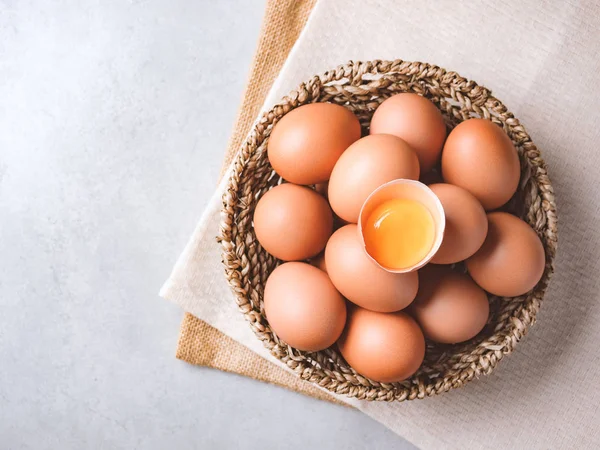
[357,179,445,273]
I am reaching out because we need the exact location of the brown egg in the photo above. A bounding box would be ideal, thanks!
[429,183,488,264]
[370,93,447,173]
[338,306,425,382]
[466,212,545,297]
[328,134,420,223]
[309,252,328,273]
[325,225,418,312]
[254,183,333,261]
[267,103,361,185]
[411,266,489,344]
[264,262,346,352]
[441,119,520,210]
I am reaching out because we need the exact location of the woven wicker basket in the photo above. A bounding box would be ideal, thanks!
[220,59,558,402]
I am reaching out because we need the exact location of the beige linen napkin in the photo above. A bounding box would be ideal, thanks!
[163,0,600,447]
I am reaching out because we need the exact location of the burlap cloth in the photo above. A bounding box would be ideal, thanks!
[175,0,332,403]
[164,0,600,447]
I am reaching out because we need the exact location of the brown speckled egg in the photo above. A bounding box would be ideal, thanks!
[264,262,346,352]
[466,212,545,297]
[337,306,425,382]
[429,183,488,264]
[411,266,489,344]
[370,93,447,173]
[328,134,420,223]
[441,119,520,210]
[325,225,418,312]
[267,103,361,185]
[253,183,333,261]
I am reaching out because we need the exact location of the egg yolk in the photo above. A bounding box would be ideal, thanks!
[363,198,435,270]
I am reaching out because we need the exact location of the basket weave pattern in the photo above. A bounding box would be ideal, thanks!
[220,60,558,401]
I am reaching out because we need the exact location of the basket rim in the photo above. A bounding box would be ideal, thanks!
[219,59,558,402]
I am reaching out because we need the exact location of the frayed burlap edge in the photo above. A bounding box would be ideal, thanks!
[176,314,345,405]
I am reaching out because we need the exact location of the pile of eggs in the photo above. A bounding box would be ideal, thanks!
[253,93,546,383]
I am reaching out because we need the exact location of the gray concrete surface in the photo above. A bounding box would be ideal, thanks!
[0,1,416,449]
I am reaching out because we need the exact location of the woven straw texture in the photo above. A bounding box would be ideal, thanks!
[220,59,558,402]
